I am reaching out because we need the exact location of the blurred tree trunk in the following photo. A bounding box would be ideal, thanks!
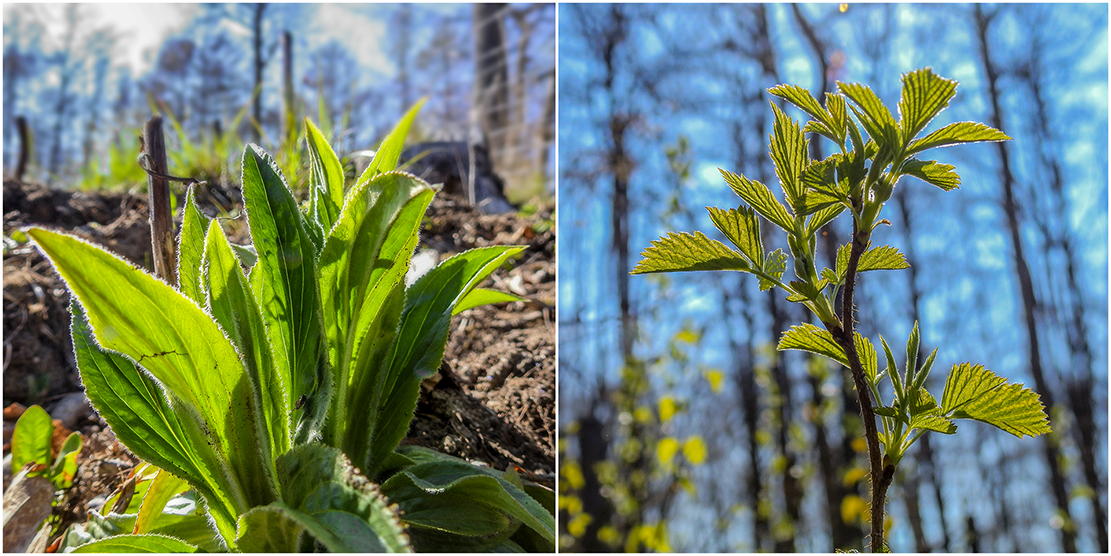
[473,3,509,169]
[48,6,80,176]
[390,4,413,111]
[252,3,266,143]
[1017,36,1107,552]
[974,6,1077,552]
[281,30,295,142]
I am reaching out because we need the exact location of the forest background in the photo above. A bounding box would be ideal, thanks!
[2,3,556,201]
[558,3,1108,553]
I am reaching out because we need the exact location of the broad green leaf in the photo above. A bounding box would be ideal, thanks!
[71,534,198,553]
[203,219,288,459]
[940,363,1051,438]
[358,98,426,183]
[177,185,210,304]
[272,444,410,553]
[68,301,239,544]
[718,169,794,231]
[906,121,1010,155]
[859,245,909,272]
[381,454,554,552]
[317,172,433,462]
[30,228,272,516]
[134,470,189,535]
[11,405,52,474]
[769,103,809,211]
[454,288,526,315]
[368,247,524,476]
[706,206,763,265]
[241,144,330,445]
[839,81,900,147]
[305,118,346,235]
[901,159,961,191]
[631,231,750,274]
[799,155,848,201]
[759,249,787,291]
[898,68,958,142]
[787,279,824,302]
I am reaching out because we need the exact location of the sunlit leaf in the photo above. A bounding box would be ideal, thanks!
[898,68,958,142]
[769,103,809,211]
[719,169,794,232]
[707,206,763,265]
[859,245,909,272]
[906,121,1010,155]
[940,363,1051,438]
[631,231,749,274]
[901,159,961,191]
[759,249,788,291]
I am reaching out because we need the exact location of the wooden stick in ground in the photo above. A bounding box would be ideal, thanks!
[142,115,177,287]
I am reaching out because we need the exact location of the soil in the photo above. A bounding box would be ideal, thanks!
[2,178,554,547]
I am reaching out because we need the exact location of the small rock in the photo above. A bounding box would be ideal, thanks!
[49,392,92,430]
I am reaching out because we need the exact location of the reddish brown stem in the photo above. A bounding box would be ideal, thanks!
[830,218,892,552]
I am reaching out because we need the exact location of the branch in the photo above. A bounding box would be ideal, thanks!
[830,218,892,552]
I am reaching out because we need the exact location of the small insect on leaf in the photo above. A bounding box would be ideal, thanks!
[295,395,307,410]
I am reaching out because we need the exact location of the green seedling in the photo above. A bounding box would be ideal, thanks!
[30,100,553,553]
[10,405,83,492]
[632,68,1049,551]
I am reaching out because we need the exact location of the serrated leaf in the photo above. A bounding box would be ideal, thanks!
[787,279,824,302]
[856,333,878,386]
[769,103,809,211]
[839,82,900,147]
[898,68,958,142]
[859,245,909,272]
[806,204,846,236]
[909,412,957,434]
[759,249,787,291]
[940,363,1051,438]
[706,206,763,265]
[768,84,830,127]
[906,121,1010,155]
[824,92,848,143]
[631,231,750,274]
[901,159,961,191]
[835,243,851,283]
[719,169,794,232]
[777,323,845,365]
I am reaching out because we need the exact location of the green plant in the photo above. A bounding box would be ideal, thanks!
[28,101,554,552]
[632,68,1050,551]
[10,405,83,492]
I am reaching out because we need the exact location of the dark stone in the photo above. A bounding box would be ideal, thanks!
[400,142,516,214]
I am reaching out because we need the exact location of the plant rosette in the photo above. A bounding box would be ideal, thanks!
[29,100,554,553]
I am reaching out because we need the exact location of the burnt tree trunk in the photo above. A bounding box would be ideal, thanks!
[473,3,510,170]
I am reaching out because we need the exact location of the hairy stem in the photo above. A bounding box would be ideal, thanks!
[830,218,892,552]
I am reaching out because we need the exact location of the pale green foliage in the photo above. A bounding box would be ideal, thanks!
[31,103,552,552]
